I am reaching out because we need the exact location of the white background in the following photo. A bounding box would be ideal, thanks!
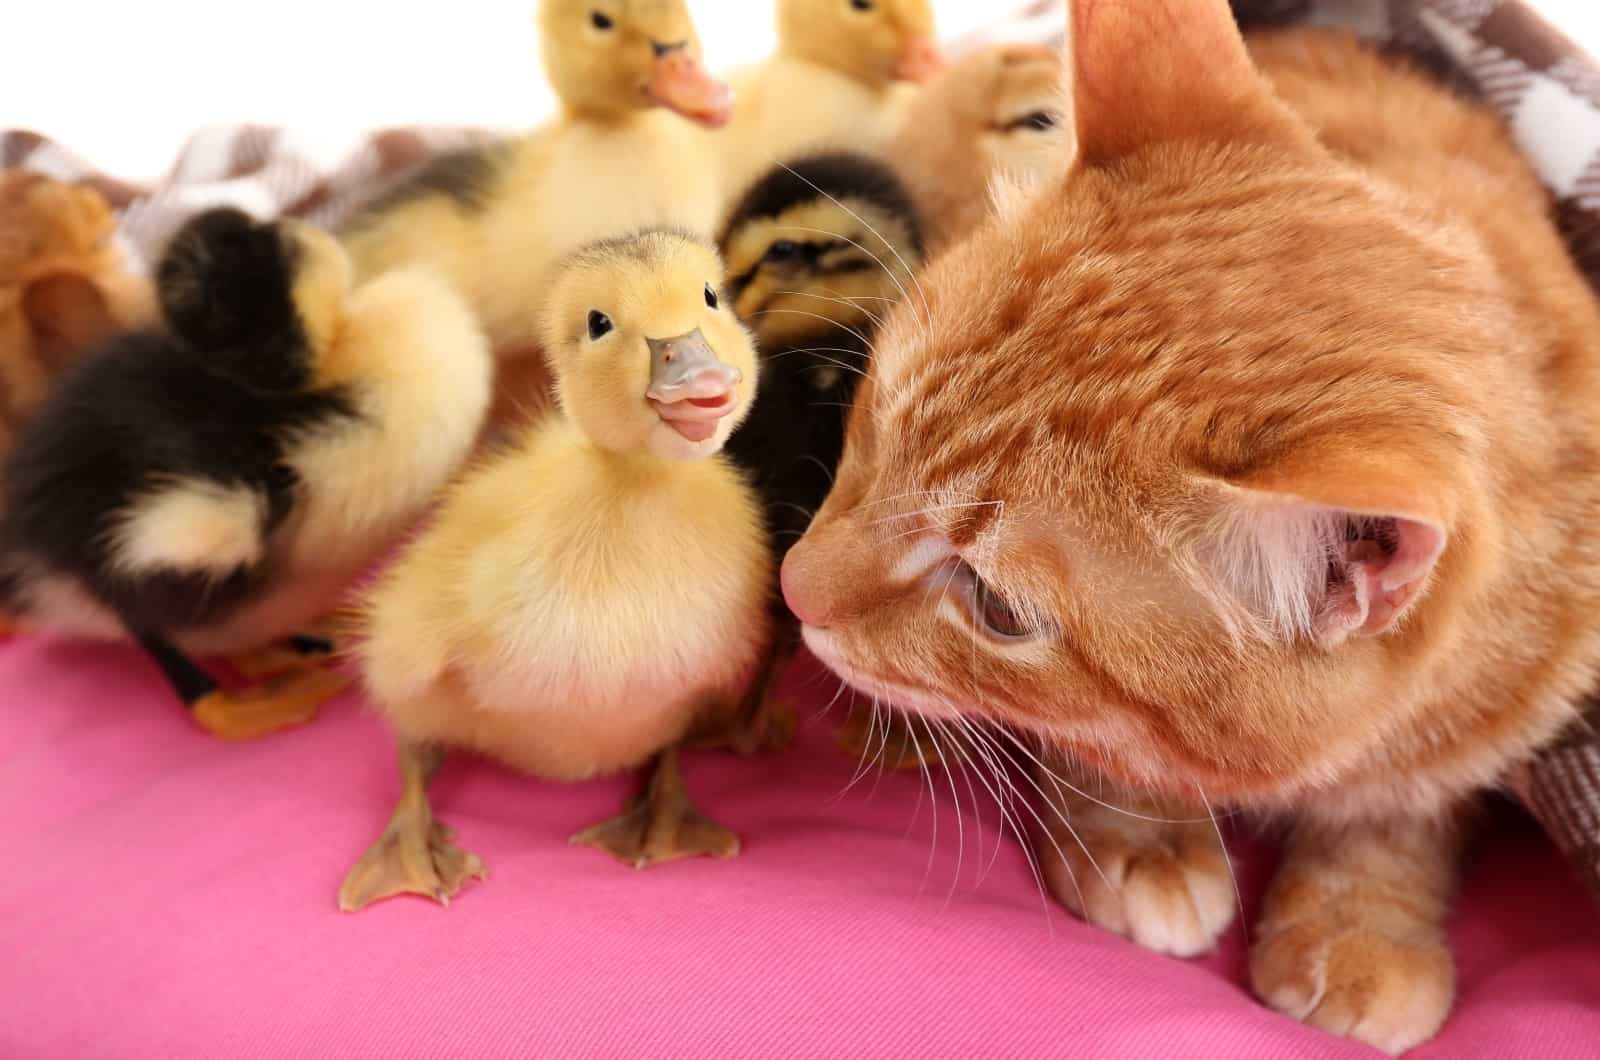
[7,1,1599,181]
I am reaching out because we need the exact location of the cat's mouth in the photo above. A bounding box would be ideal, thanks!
[801,625,969,722]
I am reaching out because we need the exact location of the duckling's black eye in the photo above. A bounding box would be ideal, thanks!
[587,310,613,340]
[764,240,800,263]
[850,0,874,10]
[590,11,614,30]
[704,283,719,309]
[1019,111,1057,131]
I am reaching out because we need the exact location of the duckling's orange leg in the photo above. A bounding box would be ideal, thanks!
[190,665,351,742]
[294,604,366,648]
[836,706,946,771]
[137,631,346,741]
[687,638,798,755]
[226,604,362,682]
[339,744,485,912]
[571,746,739,869]
[226,642,324,682]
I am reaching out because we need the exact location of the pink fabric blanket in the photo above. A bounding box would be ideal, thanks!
[2,639,1596,1057]
[5,2,1600,1054]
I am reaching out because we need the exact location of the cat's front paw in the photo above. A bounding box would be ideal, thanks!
[1038,813,1236,958]
[1250,907,1453,1055]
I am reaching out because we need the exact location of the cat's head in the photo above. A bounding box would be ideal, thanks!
[782,0,1510,804]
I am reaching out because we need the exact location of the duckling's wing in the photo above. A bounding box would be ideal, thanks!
[106,476,270,580]
[277,267,491,573]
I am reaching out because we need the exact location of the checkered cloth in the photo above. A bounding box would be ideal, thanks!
[4,0,1600,899]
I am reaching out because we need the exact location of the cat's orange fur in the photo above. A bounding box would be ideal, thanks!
[781,2,1600,1052]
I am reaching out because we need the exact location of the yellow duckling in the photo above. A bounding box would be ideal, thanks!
[342,0,734,425]
[340,230,771,911]
[887,43,1064,254]
[718,0,945,203]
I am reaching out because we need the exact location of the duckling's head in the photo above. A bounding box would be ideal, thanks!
[0,170,118,285]
[777,0,944,88]
[544,229,758,460]
[895,43,1064,242]
[157,208,353,391]
[2,170,144,367]
[538,0,733,127]
[721,153,923,363]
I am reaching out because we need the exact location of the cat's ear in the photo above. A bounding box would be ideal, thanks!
[1058,0,1307,168]
[1199,462,1448,647]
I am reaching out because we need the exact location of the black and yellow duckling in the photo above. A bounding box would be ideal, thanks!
[0,208,492,740]
[717,152,934,761]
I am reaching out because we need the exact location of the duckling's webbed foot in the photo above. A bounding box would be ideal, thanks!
[340,744,485,912]
[225,638,331,682]
[571,748,738,869]
[836,708,946,771]
[226,605,360,682]
[190,665,349,742]
[137,631,345,740]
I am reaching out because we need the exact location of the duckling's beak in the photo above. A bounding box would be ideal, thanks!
[646,49,734,127]
[647,329,742,443]
[894,37,947,83]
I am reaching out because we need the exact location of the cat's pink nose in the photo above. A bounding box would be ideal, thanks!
[781,542,828,627]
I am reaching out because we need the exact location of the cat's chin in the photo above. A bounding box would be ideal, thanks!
[800,624,969,722]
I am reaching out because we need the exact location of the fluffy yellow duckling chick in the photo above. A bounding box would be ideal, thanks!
[341,0,734,427]
[340,230,770,911]
[886,43,1064,254]
[718,0,945,203]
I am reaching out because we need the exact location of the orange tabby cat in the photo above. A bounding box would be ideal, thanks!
[781,0,1600,1053]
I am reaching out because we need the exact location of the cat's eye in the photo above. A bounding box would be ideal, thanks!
[765,240,800,262]
[954,561,1038,641]
[976,582,1032,639]
[850,0,875,11]
[704,282,719,309]
[1017,111,1057,132]
[590,11,614,30]
[587,310,613,340]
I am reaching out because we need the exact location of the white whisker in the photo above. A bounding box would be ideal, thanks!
[978,725,1113,893]
[774,289,886,331]
[922,716,966,903]
[914,715,940,897]
[1000,727,1224,825]
[870,499,1005,527]
[835,698,882,800]
[773,166,933,335]
[798,454,835,486]
[773,501,816,522]
[748,307,874,350]
[1196,780,1246,946]
[762,214,925,335]
[931,715,986,890]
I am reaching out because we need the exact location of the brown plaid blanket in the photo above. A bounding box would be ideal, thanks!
[5,0,1600,900]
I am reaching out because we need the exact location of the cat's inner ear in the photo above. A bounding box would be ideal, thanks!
[1203,479,1447,648]
[1059,0,1306,167]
